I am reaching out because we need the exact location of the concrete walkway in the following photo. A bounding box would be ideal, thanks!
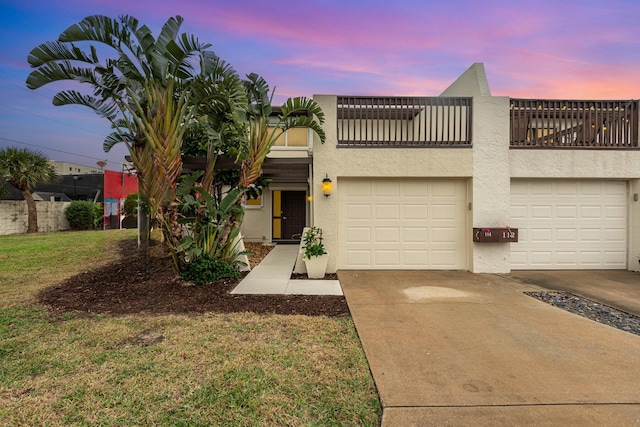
[339,270,640,426]
[231,244,342,295]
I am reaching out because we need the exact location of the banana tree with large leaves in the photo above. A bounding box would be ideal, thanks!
[26,15,246,259]
[239,73,326,187]
[216,73,326,248]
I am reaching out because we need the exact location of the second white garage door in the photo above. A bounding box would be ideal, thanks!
[338,178,467,269]
[510,180,627,269]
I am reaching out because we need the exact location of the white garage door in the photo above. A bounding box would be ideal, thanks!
[510,180,627,269]
[338,178,467,269]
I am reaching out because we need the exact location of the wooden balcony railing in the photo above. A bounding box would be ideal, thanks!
[337,96,472,147]
[510,99,639,149]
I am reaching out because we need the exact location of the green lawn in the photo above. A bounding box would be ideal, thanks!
[0,230,380,426]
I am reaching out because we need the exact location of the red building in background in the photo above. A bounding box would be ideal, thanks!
[103,170,138,229]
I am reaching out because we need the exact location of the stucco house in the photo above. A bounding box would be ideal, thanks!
[240,63,640,274]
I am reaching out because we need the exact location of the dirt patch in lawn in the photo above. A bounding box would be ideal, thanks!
[37,239,349,317]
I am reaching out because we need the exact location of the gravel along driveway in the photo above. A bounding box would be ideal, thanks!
[526,291,640,336]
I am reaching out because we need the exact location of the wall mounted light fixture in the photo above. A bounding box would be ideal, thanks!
[322,174,332,197]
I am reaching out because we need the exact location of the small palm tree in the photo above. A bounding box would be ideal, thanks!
[0,148,57,233]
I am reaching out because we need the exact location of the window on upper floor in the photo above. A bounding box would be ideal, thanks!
[271,127,310,148]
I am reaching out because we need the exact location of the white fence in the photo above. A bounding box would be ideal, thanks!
[0,200,71,235]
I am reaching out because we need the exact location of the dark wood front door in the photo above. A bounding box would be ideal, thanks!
[274,190,306,241]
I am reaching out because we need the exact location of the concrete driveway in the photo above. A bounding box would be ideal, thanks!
[338,270,640,426]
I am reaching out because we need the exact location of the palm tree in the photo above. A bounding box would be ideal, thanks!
[0,148,57,233]
[26,15,246,254]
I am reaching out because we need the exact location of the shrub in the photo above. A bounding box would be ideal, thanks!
[180,255,240,285]
[123,193,138,219]
[121,194,138,228]
[93,202,103,229]
[65,200,98,230]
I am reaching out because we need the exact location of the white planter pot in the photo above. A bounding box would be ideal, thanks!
[293,249,307,274]
[303,253,329,279]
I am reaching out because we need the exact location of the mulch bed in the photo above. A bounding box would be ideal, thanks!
[37,239,349,318]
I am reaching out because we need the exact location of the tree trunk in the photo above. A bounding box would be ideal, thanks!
[21,188,38,233]
[137,198,150,252]
[218,192,245,249]
[159,200,184,273]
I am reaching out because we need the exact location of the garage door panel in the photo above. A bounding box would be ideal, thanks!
[516,229,528,242]
[606,228,626,242]
[605,205,626,219]
[431,204,458,220]
[581,206,601,218]
[605,182,627,195]
[531,251,553,266]
[580,252,602,265]
[510,205,527,219]
[531,206,552,218]
[339,178,466,270]
[345,180,371,196]
[375,227,399,243]
[605,252,626,264]
[556,182,578,195]
[511,180,627,270]
[346,227,370,243]
[530,228,552,242]
[375,250,400,266]
[404,227,428,242]
[347,204,371,220]
[580,182,602,195]
[403,205,428,220]
[510,252,527,267]
[555,251,578,265]
[431,181,459,196]
[403,250,428,266]
[346,250,371,266]
[580,228,600,241]
[532,182,553,195]
[430,227,456,243]
[375,205,399,220]
[556,206,577,218]
[511,184,527,196]
[374,182,400,196]
[556,229,577,242]
[431,250,459,268]
[404,182,429,197]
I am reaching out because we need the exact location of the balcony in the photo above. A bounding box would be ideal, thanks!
[510,99,639,149]
[337,96,472,147]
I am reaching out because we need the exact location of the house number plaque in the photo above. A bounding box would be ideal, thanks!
[473,228,518,243]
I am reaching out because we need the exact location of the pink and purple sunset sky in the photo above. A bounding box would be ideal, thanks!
[1,0,639,170]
